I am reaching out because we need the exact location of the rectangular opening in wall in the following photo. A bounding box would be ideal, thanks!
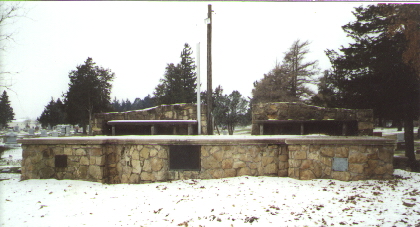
[332,157,348,171]
[169,145,201,170]
[55,155,67,168]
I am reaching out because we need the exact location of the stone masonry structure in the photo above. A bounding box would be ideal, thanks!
[252,102,374,136]
[286,137,394,181]
[19,136,395,183]
[92,104,207,135]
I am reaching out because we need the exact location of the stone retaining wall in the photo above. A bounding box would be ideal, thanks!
[21,141,288,184]
[21,144,106,182]
[19,136,394,183]
[287,143,394,181]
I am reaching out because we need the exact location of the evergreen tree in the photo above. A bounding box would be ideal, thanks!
[37,98,67,128]
[323,4,419,170]
[252,62,297,104]
[282,39,319,100]
[0,90,14,128]
[64,57,115,134]
[141,95,154,109]
[111,95,155,112]
[123,99,132,112]
[179,43,197,103]
[310,70,342,107]
[154,43,197,105]
[252,40,318,104]
[111,97,121,112]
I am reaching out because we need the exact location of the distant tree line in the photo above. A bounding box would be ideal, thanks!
[111,95,154,112]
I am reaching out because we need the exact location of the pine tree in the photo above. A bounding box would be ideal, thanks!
[64,57,115,134]
[179,43,197,103]
[282,39,319,100]
[252,40,318,104]
[38,98,67,128]
[323,4,420,171]
[111,97,121,112]
[0,90,14,128]
[252,62,297,104]
[154,43,197,105]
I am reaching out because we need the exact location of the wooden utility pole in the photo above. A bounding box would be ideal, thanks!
[206,4,213,135]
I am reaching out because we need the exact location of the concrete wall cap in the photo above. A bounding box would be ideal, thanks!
[17,135,394,146]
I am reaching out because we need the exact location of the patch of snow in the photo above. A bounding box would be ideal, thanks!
[1,170,419,226]
[0,147,22,167]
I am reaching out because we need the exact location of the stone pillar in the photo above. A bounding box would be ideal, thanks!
[188,124,193,135]
[259,124,264,135]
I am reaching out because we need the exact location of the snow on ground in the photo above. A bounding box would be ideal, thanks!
[1,170,419,227]
[0,147,22,167]
[373,127,419,137]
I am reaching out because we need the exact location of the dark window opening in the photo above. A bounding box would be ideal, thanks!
[262,120,358,136]
[169,145,201,170]
[55,155,67,168]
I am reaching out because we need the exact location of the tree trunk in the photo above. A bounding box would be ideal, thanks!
[215,124,220,135]
[378,117,383,127]
[89,112,92,136]
[82,122,87,134]
[228,124,234,135]
[404,118,419,171]
[418,126,420,139]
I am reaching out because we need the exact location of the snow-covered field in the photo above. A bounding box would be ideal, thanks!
[1,170,419,227]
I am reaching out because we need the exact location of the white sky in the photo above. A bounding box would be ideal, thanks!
[0,1,372,120]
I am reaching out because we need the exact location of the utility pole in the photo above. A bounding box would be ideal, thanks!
[206,4,213,135]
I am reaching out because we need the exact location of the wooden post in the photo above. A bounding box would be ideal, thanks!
[342,122,347,136]
[259,124,264,135]
[151,125,156,135]
[300,123,304,135]
[206,4,213,135]
[188,124,193,135]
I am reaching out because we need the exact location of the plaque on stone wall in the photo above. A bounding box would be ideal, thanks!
[332,157,348,171]
[55,155,68,168]
[169,145,200,170]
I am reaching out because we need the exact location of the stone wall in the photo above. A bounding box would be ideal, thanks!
[21,141,288,184]
[19,136,394,183]
[252,102,374,136]
[287,143,394,181]
[92,104,207,135]
[21,144,106,182]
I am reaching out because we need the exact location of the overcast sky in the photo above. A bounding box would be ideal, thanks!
[0,1,372,120]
